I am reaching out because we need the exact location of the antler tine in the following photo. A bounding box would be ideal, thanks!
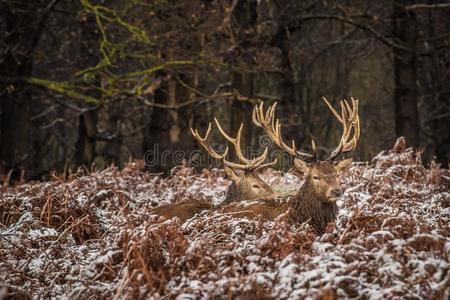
[221,147,270,171]
[252,102,295,156]
[214,118,277,171]
[255,152,278,171]
[255,157,278,171]
[339,99,360,153]
[213,118,251,164]
[252,102,315,161]
[311,140,317,161]
[190,123,229,160]
[325,97,360,161]
[252,147,278,171]
[322,96,342,122]
[341,98,359,152]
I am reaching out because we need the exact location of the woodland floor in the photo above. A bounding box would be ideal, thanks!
[0,148,449,299]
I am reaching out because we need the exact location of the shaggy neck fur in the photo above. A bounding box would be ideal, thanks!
[221,181,239,206]
[290,177,338,234]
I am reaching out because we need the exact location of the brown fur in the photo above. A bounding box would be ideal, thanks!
[150,200,212,223]
[151,171,276,222]
[248,99,358,233]
[220,159,352,234]
[289,164,339,234]
[220,199,288,220]
[219,171,275,207]
[151,160,351,234]
[167,119,278,222]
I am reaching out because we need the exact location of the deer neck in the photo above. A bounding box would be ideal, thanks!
[290,177,338,234]
[219,181,239,207]
[294,178,327,203]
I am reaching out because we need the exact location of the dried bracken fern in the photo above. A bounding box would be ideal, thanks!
[0,147,449,299]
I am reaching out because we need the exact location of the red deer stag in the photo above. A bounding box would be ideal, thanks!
[150,118,277,222]
[222,97,359,234]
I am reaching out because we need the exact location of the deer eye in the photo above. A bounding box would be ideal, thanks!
[312,176,320,180]
[252,184,260,189]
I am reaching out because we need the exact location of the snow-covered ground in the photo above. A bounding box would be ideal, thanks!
[0,148,449,299]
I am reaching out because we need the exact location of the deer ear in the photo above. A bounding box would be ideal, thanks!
[293,159,309,173]
[335,158,353,171]
[224,166,240,183]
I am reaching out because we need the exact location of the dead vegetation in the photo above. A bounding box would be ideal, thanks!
[0,148,449,299]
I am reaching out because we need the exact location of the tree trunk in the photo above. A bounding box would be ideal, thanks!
[231,71,255,149]
[427,6,450,164]
[74,14,100,167]
[75,110,98,166]
[144,74,195,172]
[0,2,39,178]
[392,2,420,147]
[230,0,257,155]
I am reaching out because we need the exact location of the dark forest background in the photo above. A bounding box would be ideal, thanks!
[0,0,449,180]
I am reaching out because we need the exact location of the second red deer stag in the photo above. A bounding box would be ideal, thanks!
[150,118,277,222]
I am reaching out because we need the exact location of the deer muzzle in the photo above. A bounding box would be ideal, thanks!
[327,187,342,201]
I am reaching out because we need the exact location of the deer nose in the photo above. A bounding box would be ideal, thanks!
[330,188,342,198]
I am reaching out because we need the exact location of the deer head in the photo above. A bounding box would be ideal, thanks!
[253,97,360,203]
[191,118,277,205]
[293,159,353,202]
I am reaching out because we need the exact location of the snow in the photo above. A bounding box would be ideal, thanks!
[28,227,59,239]
[0,149,449,298]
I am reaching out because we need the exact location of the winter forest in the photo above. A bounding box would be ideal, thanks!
[0,0,449,299]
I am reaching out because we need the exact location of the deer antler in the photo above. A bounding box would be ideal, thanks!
[322,97,360,161]
[214,118,250,164]
[252,102,316,161]
[190,123,229,160]
[214,118,277,171]
[253,98,360,162]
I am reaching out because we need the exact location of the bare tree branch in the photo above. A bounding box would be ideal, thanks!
[405,3,450,11]
[138,93,234,110]
[287,14,421,54]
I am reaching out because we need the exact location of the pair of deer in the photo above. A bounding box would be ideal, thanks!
[152,97,360,234]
